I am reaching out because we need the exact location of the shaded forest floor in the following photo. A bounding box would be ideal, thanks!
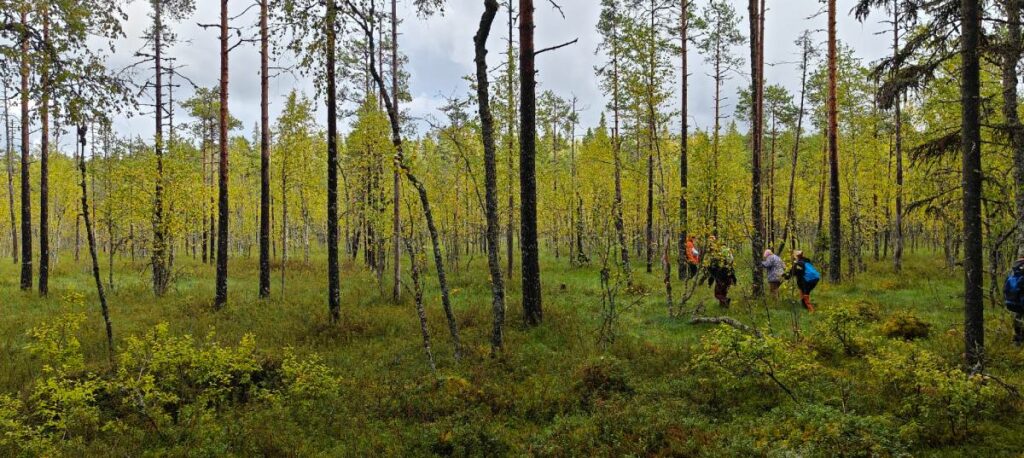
[2,251,1024,456]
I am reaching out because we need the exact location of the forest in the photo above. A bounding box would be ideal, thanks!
[1,0,1023,455]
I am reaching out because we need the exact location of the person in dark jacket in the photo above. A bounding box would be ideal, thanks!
[784,250,817,312]
[705,236,737,308]
[1011,255,1024,346]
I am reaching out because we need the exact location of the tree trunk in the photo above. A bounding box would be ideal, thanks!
[474,0,507,355]
[610,1,632,283]
[519,0,542,325]
[826,0,842,282]
[749,0,765,296]
[151,2,169,296]
[39,9,50,296]
[961,0,984,370]
[391,0,402,303]
[19,6,31,291]
[3,83,15,264]
[77,125,114,363]
[1001,0,1024,258]
[214,0,230,309]
[356,6,463,358]
[259,0,271,298]
[893,0,905,272]
[678,0,689,279]
[779,32,810,254]
[326,0,341,323]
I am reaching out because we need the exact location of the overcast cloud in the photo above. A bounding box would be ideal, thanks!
[99,0,892,145]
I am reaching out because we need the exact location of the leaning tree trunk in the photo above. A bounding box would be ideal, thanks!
[356,9,463,359]
[519,0,542,325]
[474,0,507,355]
[214,0,230,309]
[77,125,114,362]
[826,0,842,282]
[961,0,984,370]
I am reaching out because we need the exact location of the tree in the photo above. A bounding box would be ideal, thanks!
[694,0,743,233]
[999,0,1024,258]
[146,0,196,297]
[390,0,402,303]
[19,4,30,291]
[214,0,230,309]
[778,31,816,254]
[38,4,51,296]
[2,81,14,264]
[519,0,541,325]
[677,0,692,279]
[597,0,632,283]
[259,0,271,298]
[344,0,463,358]
[748,0,764,296]
[960,0,983,369]
[826,0,842,282]
[474,0,507,355]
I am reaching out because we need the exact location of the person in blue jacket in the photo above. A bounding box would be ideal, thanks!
[784,250,818,312]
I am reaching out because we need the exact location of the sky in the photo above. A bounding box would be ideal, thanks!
[96,0,893,147]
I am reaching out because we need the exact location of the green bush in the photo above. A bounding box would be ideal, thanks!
[866,341,1000,445]
[880,312,930,340]
[744,404,909,457]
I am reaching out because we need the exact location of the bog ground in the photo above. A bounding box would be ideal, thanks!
[2,252,1023,456]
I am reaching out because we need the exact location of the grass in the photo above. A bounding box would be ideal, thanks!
[1,248,1023,456]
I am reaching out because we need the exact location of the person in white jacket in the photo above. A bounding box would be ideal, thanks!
[761,249,785,296]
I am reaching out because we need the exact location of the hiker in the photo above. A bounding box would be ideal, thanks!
[761,249,785,296]
[784,250,819,312]
[1004,254,1024,346]
[705,236,736,308]
[685,235,701,278]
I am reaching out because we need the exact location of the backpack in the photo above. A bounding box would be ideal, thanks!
[1004,266,1024,314]
[803,261,821,283]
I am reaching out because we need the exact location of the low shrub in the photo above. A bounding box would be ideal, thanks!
[880,312,930,340]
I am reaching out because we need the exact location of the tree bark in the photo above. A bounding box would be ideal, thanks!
[610,0,632,283]
[151,2,169,296]
[1001,0,1024,258]
[519,0,542,325]
[19,6,31,291]
[474,0,507,355]
[961,0,984,370]
[259,0,271,298]
[678,0,690,279]
[749,0,765,296]
[77,125,114,363]
[214,0,230,309]
[3,83,15,264]
[327,0,341,323]
[779,32,810,254]
[39,9,50,296]
[893,0,905,272]
[826,0,842,282]
[391,0,402,303]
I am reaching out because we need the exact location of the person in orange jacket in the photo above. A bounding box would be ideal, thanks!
[685,235,701,278]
